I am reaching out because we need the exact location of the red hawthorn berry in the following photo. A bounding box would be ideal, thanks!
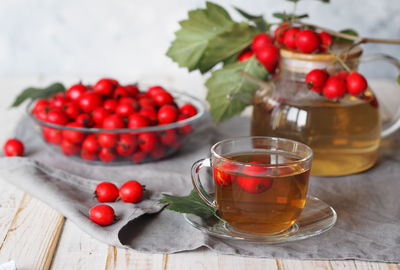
[179,104,197,118]
[46,109,69,125]
[283,27,300,50]
[305,69,329,89]
[98,133,118,148]
[113,86,129,99]
[62,122,85,144]
[138,132,157,152]
[252,33,273,52]
[147,86,165,98]
[82,135,100,154]
[103,99,118,113]
[61,140,80,156]
[79,92,103,113]
[139,107,158,125]
[95,182,119,202]
[93,78,117,96]
[128,113,150,129]
[322,75,347,99]
[318,32,333,52]
[89,205,115,226]
[158,105,178,124]
[274,23,289,44]
[295,30,320,53]
[255,44,280,73]
[42,127,63,144]
[66,84,87,103]
[153,90,174,107]
[346,72,368,96]
[102,114,125,129]
[125,84,139,97]
[92,107,110,125]
[3,138,24,156]
[237,50,254,62]
[119,180,144,203]
[64,102,81,119]
[98,148,117,163]
[76,113,94,128]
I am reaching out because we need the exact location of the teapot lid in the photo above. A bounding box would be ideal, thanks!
[280,45,363,73]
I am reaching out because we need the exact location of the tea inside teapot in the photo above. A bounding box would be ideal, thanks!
[251,47,382,176]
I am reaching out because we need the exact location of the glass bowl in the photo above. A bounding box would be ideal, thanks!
[26,90,205,164]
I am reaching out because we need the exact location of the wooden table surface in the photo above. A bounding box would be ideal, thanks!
[0,76,399,270]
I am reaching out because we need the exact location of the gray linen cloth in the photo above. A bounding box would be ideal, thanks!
[0,116,400,262]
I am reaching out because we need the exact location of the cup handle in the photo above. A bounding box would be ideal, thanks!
[361,54,400,137]
[191,158,216,208]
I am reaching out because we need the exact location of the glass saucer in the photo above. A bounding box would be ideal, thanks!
[183,196,336,243]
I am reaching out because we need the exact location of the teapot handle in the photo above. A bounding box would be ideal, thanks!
[360,54,400,138]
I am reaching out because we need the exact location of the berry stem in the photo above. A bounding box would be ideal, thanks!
[298,22,400,45]
[334,55,352,72]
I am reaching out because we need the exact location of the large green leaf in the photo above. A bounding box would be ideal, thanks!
[11,82,65,107]
[206,57,268,123]
[166,2,235,72]
[197,23,257,73]
[159,189,217,219]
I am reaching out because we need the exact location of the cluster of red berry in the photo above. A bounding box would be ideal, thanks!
[238,33,280,73]
[90,180,144,226]
[31,78,198,163]
[237,26,334,73]
[305,69,368,99]
[275,24,333,53]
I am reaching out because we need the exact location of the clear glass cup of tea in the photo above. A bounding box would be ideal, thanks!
[191,136,313,236]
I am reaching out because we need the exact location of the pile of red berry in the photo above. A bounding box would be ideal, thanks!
[90,180,144,226]
[237,26,334,74]
[31,78,199,163]
[305,69,368,99]
[238,33,280,73]
[275,24,333,53]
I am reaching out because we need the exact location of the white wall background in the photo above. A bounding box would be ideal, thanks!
[1,0,399,94]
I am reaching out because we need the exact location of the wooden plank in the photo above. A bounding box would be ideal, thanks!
[353,261,391,270]
[216,254,278,270]
[104,246,164,270]
[50,220,109,270]
[0,180,25,244]
[166,250,219,270]
[277,259,332,270]
[330,260,358,270]
[0,194,64,270]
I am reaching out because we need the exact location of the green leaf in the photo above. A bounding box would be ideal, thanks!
[11,82,65,108]
[159,189,217,219]
[273,12,308,21]
[166,2,235,72]
[197,23,258,73]
[318,0,330,3]
[234,7,269,32]
[397,75,400,85]
[206,57,268,123]
[334,28,359,43]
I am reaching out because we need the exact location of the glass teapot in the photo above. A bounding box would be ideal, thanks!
[250,46,400,176]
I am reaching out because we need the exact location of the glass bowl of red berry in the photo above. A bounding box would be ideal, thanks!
[26,79,205,164]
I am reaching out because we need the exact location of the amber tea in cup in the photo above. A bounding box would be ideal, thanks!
[191,137,313,236]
